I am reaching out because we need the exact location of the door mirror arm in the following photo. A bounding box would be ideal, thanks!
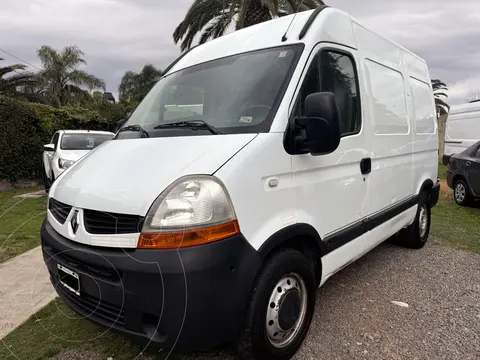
[291,117,311,154]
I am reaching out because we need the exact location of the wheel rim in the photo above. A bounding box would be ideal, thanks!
[455,183,466,203]
[265,273,308,349]
[419,204,428,238]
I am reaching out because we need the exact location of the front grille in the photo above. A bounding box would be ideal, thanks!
[54,275,125,328]
[83,209,144,235]
[48,198,72,224]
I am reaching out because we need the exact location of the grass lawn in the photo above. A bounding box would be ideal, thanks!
[438,162,448,181]
[0,298,165,360]
[430,163,480,253]
[0,164,478,359]
[0,187,46,263]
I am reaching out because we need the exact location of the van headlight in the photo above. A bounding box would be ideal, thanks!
[139,175,239,249]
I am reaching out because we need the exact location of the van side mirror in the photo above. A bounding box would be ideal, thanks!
[43,144,55,152]
[290,92,341,156]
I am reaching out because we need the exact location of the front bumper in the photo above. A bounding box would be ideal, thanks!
[41,219,261,351]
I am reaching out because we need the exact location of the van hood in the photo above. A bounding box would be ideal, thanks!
[50,134,256,216]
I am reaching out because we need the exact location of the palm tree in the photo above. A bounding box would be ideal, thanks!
[173,0,325,51]
[432,79,450,162]
[118,64,163,104]
[36,45,105,107]
[431,79,450,117]
[0,57,40,100]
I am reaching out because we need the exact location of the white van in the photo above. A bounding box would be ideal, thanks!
[443,101,480,164]
[41,6,440,360]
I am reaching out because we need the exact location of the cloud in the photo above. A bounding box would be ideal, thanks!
[331,0,480,105]
[1,0,479,105]
[0,0,190,97]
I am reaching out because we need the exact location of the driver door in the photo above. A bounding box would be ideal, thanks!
[43,132,59,180]
[291,45,369,272]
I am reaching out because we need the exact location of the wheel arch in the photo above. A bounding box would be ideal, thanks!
[452,174,474,197]
[418,178,434,195]
[452,173,467,186]
[257,223,326,286]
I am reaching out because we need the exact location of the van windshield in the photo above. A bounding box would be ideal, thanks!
[116,45,302,138]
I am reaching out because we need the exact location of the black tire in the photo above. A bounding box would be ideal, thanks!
[237,249,316,360]
[43,170,54,193]
[453,179,471,206]
[43,172,51,193]
[398,192,431,249]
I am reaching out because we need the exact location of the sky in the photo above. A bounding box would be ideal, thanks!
[1,0,479,104]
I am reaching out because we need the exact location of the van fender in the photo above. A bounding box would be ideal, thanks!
[416,177,440,208]
[257,223,326,286]
[417,178,434,196]
[257,223,327,259]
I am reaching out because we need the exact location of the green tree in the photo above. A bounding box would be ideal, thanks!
[432,79,450,162]
[0,57,40,101]
[118,64,163,104]
[36,45,105,107]
[173,0,325,51]
[431,79,450,117]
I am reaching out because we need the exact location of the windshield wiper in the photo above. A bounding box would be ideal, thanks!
[154,120,221,135]
[117,124,150,138]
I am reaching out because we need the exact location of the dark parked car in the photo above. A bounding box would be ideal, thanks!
[447,140,480,205]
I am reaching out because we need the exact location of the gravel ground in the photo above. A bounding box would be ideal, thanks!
[49,240,480,360]
[174,240,480,360]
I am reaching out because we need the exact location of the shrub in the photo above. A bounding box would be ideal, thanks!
[0,96,50,182]
[86,100,128,125]
[0,97,126,183]
[27,103,116,134]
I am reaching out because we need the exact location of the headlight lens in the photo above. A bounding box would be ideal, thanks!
[139,175,239,249]
[58,158,75,169]
[143,175,236,231]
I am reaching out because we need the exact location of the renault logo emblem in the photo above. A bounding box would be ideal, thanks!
[70,210,79,234]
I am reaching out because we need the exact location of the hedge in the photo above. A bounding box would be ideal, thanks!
[28,103,117,134]
[0,97,50,182]
[0,96,126,183]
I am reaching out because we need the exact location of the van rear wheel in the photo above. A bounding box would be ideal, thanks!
[397,192,431,249]
[237,249,316,360]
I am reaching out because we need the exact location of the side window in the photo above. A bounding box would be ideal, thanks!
[475,146,480,158]
[320,51,361,136]
[294,59,320,117]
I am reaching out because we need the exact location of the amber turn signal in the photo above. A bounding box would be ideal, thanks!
[138,220,240,249]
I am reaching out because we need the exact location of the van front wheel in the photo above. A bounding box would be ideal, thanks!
[238,249,316,360]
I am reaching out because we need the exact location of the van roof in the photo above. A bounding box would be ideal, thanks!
[448,101,480,116]
[168,7,426,75]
